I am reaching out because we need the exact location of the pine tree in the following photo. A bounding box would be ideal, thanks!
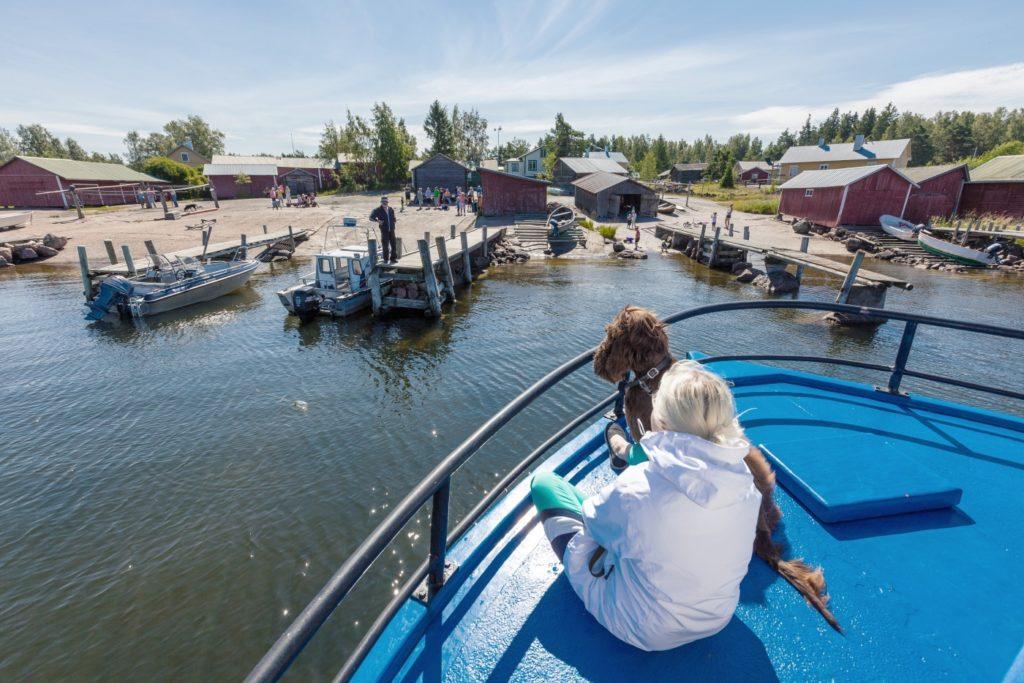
[423,100,455,157]
[372,102,412,185]
[720,154,736,189]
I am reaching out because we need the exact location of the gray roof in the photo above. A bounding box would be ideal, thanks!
[672,163,707,171]
[414,153,471,171]
[203,163,278,176]
[584,149,629,164]
[211,154,336,168]
[736,160,772,173]
[572,171,651,194]
[559,157,628,175]
[11,156,166,183]
[479,167,549,185]
[779,165,917,190]
[969,155,1024,182]
[901,164,968,183]
[778,139,910,165]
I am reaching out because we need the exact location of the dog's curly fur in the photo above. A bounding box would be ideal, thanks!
[593,305,840,632]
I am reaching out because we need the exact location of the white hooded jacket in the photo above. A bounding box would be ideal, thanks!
[562,430,761,651]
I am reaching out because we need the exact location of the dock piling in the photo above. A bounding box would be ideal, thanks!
[210,184,220,209]
[262,224,268,235]
[460,231,472,283]
[836,251,865,304]
[103,240,118,264]
[418,239,442,317]
[743,226,749,241]
[288,226,296,250]
[696,223,707,259]
[144,240,158,262]
[77,246,92,301]
[368,238,382,315]
[795,236,810,284]
[396,238,404,258]
[450,224,456,240]
[240,234,247,260]
[482,227,489,258]
[435,236,456,301]
[121,245,137,276]
[709,226,722,267]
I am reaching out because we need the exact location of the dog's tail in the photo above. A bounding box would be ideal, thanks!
[746,448,842,633]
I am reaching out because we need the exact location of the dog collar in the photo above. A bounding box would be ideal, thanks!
[625,356,673,395]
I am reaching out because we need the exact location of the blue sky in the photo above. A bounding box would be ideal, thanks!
[2,0,1022,156]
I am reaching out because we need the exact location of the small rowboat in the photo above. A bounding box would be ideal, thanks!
[657,200,677,215]
[917,230,998,267]
[879,214,920,242]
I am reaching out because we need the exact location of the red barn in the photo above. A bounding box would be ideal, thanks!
[902,164,968,223]
[734,160,772,185]
[0,155,168,208]
[203,162,278,199]
[479,167,548,216]
[958,155,1024,219]
[779,165,916,228]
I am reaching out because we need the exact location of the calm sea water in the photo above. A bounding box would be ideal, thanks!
[1,252,1021,680]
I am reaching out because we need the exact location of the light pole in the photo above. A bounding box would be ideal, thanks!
[494,126,503,165]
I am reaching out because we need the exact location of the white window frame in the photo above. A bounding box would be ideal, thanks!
[527,159,538,172]
[818,163,828,170]
[805,189,814,197]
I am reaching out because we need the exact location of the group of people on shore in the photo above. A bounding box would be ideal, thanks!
[407,185,481,216]
[136,186,177,210]
[268,184,317,209]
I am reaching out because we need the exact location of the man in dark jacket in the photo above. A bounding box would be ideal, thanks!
[369,196,398,263]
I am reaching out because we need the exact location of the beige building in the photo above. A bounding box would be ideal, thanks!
[776,135,911,181]
[167,142,209,168]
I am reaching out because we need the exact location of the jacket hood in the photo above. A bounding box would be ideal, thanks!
[639,431,754,509]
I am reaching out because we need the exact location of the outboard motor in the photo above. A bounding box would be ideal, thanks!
[985,242,1005,258]
[85,276,134,321]
[291,288,322,324]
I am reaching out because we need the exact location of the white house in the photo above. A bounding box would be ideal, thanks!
[505,147,544,178]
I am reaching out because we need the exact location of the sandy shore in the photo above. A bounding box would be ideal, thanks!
[0,190,846,270]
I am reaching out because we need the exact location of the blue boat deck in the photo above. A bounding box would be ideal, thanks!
[355,358,1024,681]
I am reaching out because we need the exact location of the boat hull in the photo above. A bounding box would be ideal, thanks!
[917,231,995,266]
[277,283,372,318]
[879,214,917,241]
[130,260,259,316]
[0,211,32,229]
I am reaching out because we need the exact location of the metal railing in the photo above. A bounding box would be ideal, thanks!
[246,300,1024,682]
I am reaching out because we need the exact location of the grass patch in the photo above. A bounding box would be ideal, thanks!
[731,197,779,215]
[578,217,594,230]
[688,181,779,203]
[597,225,617,240]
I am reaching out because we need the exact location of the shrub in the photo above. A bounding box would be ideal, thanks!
[578,217,594,230]
[234,172,251,186]
[141,156,201,186]
[598,225,617,240]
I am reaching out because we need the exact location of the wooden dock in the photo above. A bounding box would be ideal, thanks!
[370,225,507,317]
[655,222,912,290]
[90,227,308,275]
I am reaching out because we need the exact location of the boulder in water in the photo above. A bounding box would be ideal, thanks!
[612,242,626,253]
[34,244,59,258]
[43,233,68,250]
[730,261,752,274]
[752,270,799,294]
[734,267,761,283]
[14,246,37,261]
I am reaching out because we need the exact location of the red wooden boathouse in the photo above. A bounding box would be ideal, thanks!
[479,167,548,216]
[958,155,1024,219]
[902,164,969,223]
[0,156,168,208]
[778,165,916,228]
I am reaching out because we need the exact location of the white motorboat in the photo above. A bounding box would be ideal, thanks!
[879,214,921,242]
[917,230,999,267]
[0,211,32,230]
[277,246,384,321]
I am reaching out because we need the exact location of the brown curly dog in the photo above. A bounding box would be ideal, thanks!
[593,305,840,632]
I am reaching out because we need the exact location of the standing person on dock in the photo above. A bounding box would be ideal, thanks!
[370,196,398,264]
[456,189,466,216]
[416,187,424,209]
[169,187,178,208]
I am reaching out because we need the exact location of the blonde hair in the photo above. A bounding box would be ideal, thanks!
[650,361,745,443]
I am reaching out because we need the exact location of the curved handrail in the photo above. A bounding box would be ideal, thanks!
[247,301,1024,682]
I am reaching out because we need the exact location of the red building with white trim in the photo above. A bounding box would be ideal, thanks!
[957,155,1024,219]
[0,156,168,208]
[779,165,916,228]
[479,168,549,216]
[902,164,969,223]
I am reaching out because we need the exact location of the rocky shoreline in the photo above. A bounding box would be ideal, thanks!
[0,234,70,268]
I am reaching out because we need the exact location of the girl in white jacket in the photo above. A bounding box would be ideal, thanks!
[530,361,762,651]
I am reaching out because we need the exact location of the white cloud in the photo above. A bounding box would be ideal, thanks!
[40,122,126,138]
[733,62,1024,136]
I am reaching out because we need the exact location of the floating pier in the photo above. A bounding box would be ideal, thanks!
[369,224,507,317]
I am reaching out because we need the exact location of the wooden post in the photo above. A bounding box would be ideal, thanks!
[696,223,707,260]
[435,236,456,301]
[450,224,456,239]
[743,225,750,240]
[960,220,972,246]
[685,183,691,208]
[202,223,214,260]
[104,240,118,264]
[288,225,296,250]
[70,187,84,220]
[418,239,442,317]
[121,245,137,276]
[396,237,404,258]
[953,220,961,241]
[240,234,248,260]
[262,224,268,235]
[482,226,489,258]
[77,246,92,301]
[709,226,722,267]
[728,224,734,237]
[460,231,472,283]
[795,236,810,284]
[210,183,220,208]
[144,240,157,258]
[159,190,169,217]
[367,238,381,315]
[836,251,865,304]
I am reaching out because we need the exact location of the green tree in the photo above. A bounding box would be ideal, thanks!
[162,116,225,158]
[423,100,455,157]
[0,127,18,163]
[17,124,67,157]
[637,148,659,180]
[397,118,417,159]
[141,156,201,185]
[545,113,585,158]
[720,154,736,188]
[65,138,89,160]
[372,102,412,185]
[455,107,489,164]
[651,135,671,173]
[496,137,530,161]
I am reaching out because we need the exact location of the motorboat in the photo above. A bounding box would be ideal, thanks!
[0,211,32,230]
[657,200,677,215]
[277,246,383,321]
[246,300,1024,682]
[879,214,921,241]
[85,254,259,320]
